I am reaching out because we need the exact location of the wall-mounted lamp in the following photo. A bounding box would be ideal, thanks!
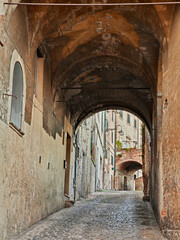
[105,124,124,136]
[117,125,124,136]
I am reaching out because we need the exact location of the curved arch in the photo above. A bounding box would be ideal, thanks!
[7,2,166,139]
[73,101,151,131]
[118,161,142,174]
[54,54,156,96]
[24,2,166,93]
[53,54,155,132]
[28,3,166,53]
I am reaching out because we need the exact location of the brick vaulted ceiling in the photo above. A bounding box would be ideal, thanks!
[118,161,142,174]
[11,0,175,130]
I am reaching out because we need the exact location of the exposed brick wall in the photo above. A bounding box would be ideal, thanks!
[115,149,142,189]
[116,148,142,166]
[158,5,180,238]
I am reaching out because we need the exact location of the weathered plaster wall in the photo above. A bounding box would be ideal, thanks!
[94,114,104,190]
[159,5,180,239]
[74,113,104,199]
[135,177,143,191]
[0,97,68,240]
[116,111,142,149]
[105,110,116,190]
[73,118,96,201]
[117,173,134,191]
[0,5,73,240]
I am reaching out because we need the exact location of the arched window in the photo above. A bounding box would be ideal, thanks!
[10,61,23,130]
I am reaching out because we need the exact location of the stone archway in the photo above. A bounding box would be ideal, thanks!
[1,1,180,239]
[115,148,143,191]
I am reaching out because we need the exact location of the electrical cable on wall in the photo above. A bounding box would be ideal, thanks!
[4,2,180,6]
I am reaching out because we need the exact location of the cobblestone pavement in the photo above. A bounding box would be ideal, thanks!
[14,191,167,240]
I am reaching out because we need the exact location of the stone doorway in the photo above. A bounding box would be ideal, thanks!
[124,176,127,190]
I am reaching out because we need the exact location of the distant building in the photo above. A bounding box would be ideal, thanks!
[103,110,116,190]
[72,112,105,201]
[104,110,143,191]
[72,110,143,200]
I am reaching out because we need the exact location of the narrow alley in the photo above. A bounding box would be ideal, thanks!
[1,1,180,239]
[14,191,166,240]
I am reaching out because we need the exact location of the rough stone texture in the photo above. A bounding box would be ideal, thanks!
[13,191,167,240]
[143,128,151,199]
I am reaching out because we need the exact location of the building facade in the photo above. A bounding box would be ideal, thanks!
[72,112,105,201]
[104,110,143,191]
[72,110,144,195]
[103,110,116,190]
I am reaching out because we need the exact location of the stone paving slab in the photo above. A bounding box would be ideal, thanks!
[13,191,167,240]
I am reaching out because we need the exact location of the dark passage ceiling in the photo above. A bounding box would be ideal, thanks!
[23,0,174,130]
[118,161,142,174]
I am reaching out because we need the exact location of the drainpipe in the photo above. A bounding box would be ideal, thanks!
[114,111,117,190]
[73,133,78,202]
[73,155,77,202]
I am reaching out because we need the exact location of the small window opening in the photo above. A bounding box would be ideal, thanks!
[37,48,43,58]
[134,119,137,128]
[127,114,130,124]
[10,61,24,131]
